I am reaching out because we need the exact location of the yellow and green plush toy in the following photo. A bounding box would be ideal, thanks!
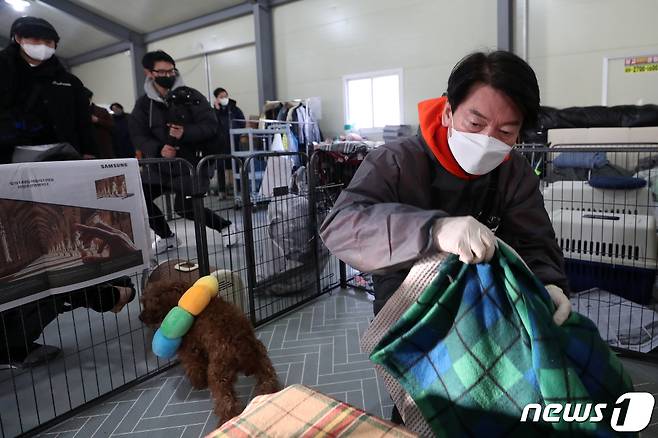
[152,275,219,359]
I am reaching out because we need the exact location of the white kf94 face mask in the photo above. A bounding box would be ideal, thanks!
[21,43,56,62]
[447,121,512,175]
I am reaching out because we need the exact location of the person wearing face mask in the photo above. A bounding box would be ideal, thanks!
[130,51,237,254]
[321,52,571,423]
[212,87,245,197]
[0,16,98,164]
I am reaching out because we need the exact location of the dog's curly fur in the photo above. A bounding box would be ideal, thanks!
[139,280,280,425]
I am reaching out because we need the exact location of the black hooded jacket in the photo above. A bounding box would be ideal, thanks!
[214,98,245,154]
[0,43,97,163]
[129,81,217,168]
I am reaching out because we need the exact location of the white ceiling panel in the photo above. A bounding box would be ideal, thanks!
[69,0,246,33]
[0,1,119,58]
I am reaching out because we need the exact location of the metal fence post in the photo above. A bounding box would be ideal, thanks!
[308,152,323,295]
[339,261,348,289]
[240,157,258,325]
[191,162,210,276]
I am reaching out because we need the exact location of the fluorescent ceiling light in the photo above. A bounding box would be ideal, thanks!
[5,0,30,12]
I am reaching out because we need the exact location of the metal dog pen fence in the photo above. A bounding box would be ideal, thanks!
[0,153,345,437]
[308,148,375,295]
[518,144,658,361]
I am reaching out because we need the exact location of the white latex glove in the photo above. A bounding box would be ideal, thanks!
[545,284,571,326]
[432,216,496,264]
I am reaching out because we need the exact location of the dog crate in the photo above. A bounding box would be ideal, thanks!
[543,181,656,216]
[549,209,658,303]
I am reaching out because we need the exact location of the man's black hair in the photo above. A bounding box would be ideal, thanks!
[110,102,124,110]
[213,87,227,98]
[142,50,176,70]
[82,87,93,100]
[447,51,540,130]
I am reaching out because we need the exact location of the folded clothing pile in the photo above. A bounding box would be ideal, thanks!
[551,151,647,189]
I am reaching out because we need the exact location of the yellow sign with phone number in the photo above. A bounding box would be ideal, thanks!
[625,56,658,73]
[625,63,658,73]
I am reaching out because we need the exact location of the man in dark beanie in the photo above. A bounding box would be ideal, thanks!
[0,16,98,163]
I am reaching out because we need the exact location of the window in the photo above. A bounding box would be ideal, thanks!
[343,69,403,131]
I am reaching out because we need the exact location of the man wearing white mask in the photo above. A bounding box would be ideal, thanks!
[0,16,98,163]
[212,87,245,197]
[321,51,570,331]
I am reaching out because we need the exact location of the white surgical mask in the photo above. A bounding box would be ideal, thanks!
[219,97,229,106]
[447,121,512,175]
[21,43,56,62]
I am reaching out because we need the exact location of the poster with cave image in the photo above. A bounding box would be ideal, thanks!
[0,159,149,310]
[0,201,143,305]
[95,174,133,199]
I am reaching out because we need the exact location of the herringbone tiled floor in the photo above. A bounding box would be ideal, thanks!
[38,289,392,438]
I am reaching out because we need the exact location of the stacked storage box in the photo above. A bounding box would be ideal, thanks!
[544,127,658,303]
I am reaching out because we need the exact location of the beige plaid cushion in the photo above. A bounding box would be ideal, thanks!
[207,384,417,437]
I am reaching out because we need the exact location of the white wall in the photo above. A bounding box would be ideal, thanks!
[71,15,259,116]
[273,0,498,138]
[518,0,658,108]
[145,15,259,116]
[71,51,136,112]
[208,46,259,117]
[71,0,658,139]
[146,15,254,59]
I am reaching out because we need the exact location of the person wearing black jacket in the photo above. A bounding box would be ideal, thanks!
[84,88,115,159]
[110,103,136,158]
[0,17,134,370]
[213,87,246,196]
[0,17,97,164]
[130,51,236,254]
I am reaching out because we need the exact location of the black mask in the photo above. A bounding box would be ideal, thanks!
[155,76,176,89]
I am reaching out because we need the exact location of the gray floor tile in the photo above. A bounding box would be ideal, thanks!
[285,362,304,386]
[301,352,319,386]
[110,426,186,437]
[266,345,319,357]
[334,360,378,373]
[134,412,209,433]
[142,377,185,419]
[279,336,333,348]
[180,423,206,438]
[333,335,348,365]
[269,354,306,366]
[184,390,210,403]
[110,390,159,435]
[317,369,376,385]
[37,417,88,435]
[161,400,213,417]
[284,317,301,342]
[318,343,334,376]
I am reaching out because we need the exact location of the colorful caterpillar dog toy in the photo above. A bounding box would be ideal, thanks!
[151,275,219,359]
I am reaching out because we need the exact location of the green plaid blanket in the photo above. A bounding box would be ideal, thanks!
[370,244,635,437]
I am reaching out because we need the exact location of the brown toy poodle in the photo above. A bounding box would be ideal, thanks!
[139,280,280,425]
